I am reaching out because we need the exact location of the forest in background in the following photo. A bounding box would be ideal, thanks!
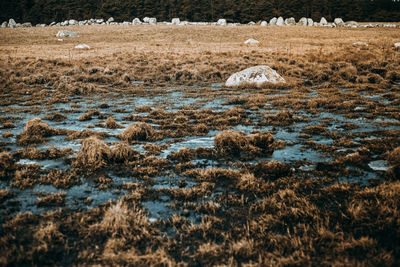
[1,0,400,25]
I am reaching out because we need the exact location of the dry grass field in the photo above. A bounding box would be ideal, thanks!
[0,25,400,266]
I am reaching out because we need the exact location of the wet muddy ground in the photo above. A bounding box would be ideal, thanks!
[1,82,399,223]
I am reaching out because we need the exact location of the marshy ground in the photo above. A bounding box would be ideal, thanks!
[0,25,400,265]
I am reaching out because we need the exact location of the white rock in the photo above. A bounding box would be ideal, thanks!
[107,17,114,23]
[320,17,328,25]
[353,41,368,47]
[69,19,78,25]
[1,21,7,28]
[179,21,189,26]
[217,19,227,26]
[122,21,131,25]
[297,17,307,26]
[368,160,390,171]
[346,21,358,28]
[285,17,296,26]
[260,21,268,27]
[8,19,16,28]
[36,24,46,27]
[244,38,259,44]
[75,44,91,49]
[313,22,319,26]
[171,18,180,25]
[132,18,142,25]
[307,18,313,26]
[334,18,344,26]
[248,21,256,25]
[56,30,79,38]
[276,17,284,26]
[57,39,63,42]
[49,22,56,26]
[269,17,277,26]
[148,18,157,25]
[143,17,150,23]
[96,19,104,24]
[61,21,68,26]
[225,65,285,87]
[394,42,400,48]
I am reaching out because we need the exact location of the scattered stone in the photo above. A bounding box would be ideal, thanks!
[75,44,91,49]
[368,160,390,171]
[22,22,32,27]
[307,18,314,26]
[122,21,131,25]
[353,41,368,47]
[225,65,285,87]
[276,17,284,26]
[394,42,400,48]
[132,18,142,25]
[248,21,256,25]
[1,21,7,28]
[346,21,359,28]
[217,19,227,26]
[269,17,277,26]
[334,18,345,27]
[172,18,180,25]
[148,18,157,25]
[297,17,307,26]
[320,17,328,25]
[96,19,104,24]
[57,39,63,42]
[143,17,150,23]
[8,19,16,28]
[36,24,46,27]
[69,19,78,26]
[107,17,114,23]
[56,30,79,38]
[244,38,259,44]
[179,21,189,26]
[285,17,296,26]
[260,21,268,27]
[49,22,56,26]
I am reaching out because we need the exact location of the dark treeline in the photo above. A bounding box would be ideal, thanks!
[1,0,399,25]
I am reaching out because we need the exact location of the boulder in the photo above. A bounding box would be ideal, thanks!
[276,17,284,26]
[269,17,277,26]
[172,18,180,25]
[352,41,368,47]
[75,44,91,49]
[217,19,227,26]
[394,42,400,48]
[69,19,78,26]
[148,18,157,25]
[1,21,7,28]
[297,17,307,26]
[320,17,328,25]
[307,18,313,26]
[244,38,259,44]
[56,30,79,38]
[132,18,142,25]
[8,19,16,28]
[334,18,344,27]
[225,66,285,87]
[346,21,358,28]
[285,17,296,26]
[260,21,268,27]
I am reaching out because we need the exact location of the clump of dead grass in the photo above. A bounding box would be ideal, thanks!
[0,152,15,179]
[105,117,121,129]
[111,142,139,163]
[73,136,112,171]
[118,122,155,142]
[214,130,275,158]
[17,118,59,145]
